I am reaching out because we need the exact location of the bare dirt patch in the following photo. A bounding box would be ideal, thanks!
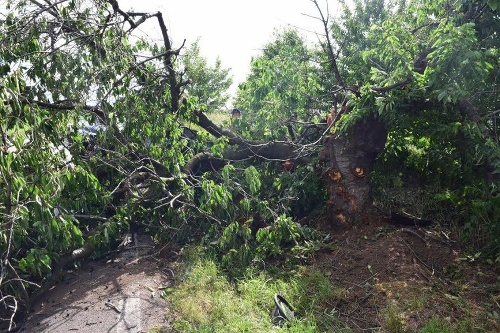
[310,209,500,332]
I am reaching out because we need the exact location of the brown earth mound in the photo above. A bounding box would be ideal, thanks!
[310,210,500,332]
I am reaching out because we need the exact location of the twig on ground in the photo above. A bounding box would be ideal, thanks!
[105,301,121,314]
[399,237,435,276]
[401,228,429,246]
[350,273,379,289]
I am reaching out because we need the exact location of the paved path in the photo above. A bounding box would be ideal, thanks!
[19,235,174,333]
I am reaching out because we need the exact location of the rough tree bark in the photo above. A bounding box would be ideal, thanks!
[321,118,387,227]
[311,0,390,227]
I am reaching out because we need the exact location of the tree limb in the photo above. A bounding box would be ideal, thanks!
[312,0,345,86]
[457,99,481,123]
[184,110,312,174]
[371,76,413,93]
[154,11,183,112]
[107,0,137,28]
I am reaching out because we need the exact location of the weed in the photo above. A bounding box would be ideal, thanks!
[380,303,406,333]
[405,293,427,312]
[418,318,476,333]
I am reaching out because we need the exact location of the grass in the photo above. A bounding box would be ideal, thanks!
[165,247,495,333]
[166,246,350,333]
[418,318,475,333]
[380,303,406,333]
[374,279,494,333]
[164,242,499,332]
[148,326,170,333]
[404,292,427,312]
[378,303,479,333]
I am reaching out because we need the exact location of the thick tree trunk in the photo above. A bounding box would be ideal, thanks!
[191,109,388,228]
[321,117,387,228]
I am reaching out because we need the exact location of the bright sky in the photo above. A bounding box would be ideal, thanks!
[119,0,338,99]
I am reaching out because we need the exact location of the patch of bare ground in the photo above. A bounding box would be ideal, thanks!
[309,209,500,332]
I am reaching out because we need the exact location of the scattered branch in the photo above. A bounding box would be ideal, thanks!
[73,214,108,222]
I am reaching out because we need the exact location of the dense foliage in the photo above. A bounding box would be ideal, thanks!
[235,29,324,141]
[235,0,499,255]
[0,0,499,330]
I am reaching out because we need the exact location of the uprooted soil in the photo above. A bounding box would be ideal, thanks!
[16,209,500,333]
[309,209,500,332]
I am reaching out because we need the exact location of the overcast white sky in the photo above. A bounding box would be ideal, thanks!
[119,0,338,99]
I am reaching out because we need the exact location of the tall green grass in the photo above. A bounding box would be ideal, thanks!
[167,247,350,333]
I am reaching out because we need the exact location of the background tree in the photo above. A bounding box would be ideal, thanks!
[182,38,233,112]
[235,29,323,142]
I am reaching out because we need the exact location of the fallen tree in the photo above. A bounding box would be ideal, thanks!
[1,0,499,330]
[0,1,327,328]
